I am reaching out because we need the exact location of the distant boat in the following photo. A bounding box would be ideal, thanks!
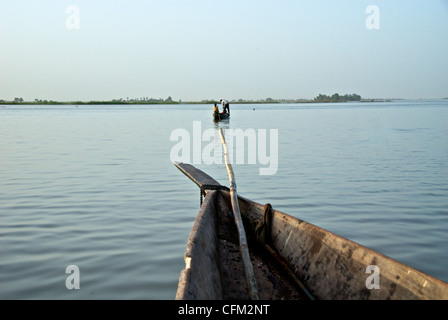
[173,161,448,300]
[213,111,230,121]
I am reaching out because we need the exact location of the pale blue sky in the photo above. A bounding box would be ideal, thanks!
[1,0,447,101]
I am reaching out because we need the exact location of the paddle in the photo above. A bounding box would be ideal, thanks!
[219,128,259,300]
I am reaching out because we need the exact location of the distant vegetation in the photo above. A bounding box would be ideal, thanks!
[1,93,368,105]
[0,96,180,105]
[313,93,361,102]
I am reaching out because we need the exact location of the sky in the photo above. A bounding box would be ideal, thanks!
[1,0,447,102]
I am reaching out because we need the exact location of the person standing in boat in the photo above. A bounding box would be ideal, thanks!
[220,99,230,114]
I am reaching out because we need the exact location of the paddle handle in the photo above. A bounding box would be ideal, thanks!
[219,128,259,300]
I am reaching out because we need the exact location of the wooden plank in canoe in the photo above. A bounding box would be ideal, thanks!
[173,161,226,191]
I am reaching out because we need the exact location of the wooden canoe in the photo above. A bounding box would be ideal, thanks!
[213,111,230,121]
[174,162,448,300]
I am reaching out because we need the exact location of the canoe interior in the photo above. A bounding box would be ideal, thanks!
[237,196,448,300]
[176,189,308,300]
[176,189,448,300]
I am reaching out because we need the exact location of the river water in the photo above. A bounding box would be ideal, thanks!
[1,100,447,299]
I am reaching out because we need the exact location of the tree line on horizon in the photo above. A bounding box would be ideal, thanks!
[1,93,362,105]
[313,93,361,102]
[0,96,179,105]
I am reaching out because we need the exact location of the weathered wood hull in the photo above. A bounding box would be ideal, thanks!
[176,189,308,300]
[174,163,448,300]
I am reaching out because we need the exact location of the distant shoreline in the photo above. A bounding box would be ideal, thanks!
[5,92,443,105]
[0,99,405,106]
[1,96,445,106]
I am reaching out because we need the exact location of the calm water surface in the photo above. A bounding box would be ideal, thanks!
[1,101,447,299]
